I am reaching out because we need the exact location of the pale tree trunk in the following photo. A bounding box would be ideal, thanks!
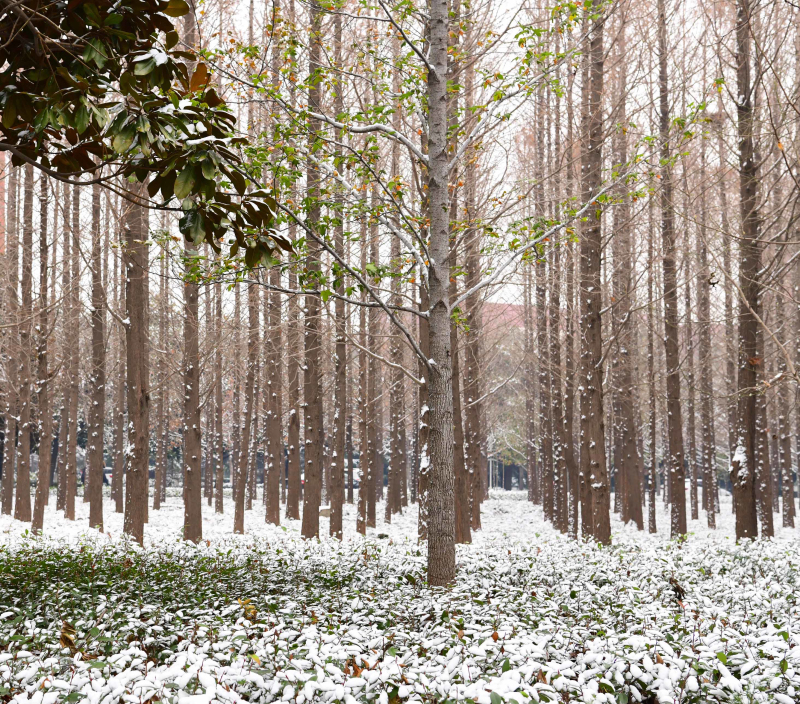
[300,0,324,539]
[285,0,301,523]
[549,53,567,532]
[451,318,470,543]
[154,252,167,511]
[88,181,106,531]
[647,194,658,533]
[579,11,609,543]
[212,280,223,512]
[657,0,686,537]
[286,264,302,520]
[684,268,698,522]
[549,241,567,532]
[697,129,716,529]
[356,208,369,535]
[366,181,379,528]
[266,272,283,525]
[537,257,551,517]
[65,185,80,521]
[14,164,34,522]
[610,15,642,530]
[717,102,735,510]
[56,184,69,513]
[266,0,284,526]
[564,50,578,537]
[203,286,213,507]
[731,0,760,539]
[385,36,403,526]
[2,166,19,517]
[415,278,430,539]
[123,183,150,544]
[329,5,346,538]
[777,291,794,527]
[234,283,258,534]
[523,267,536,502]
[426,0,456,585]
[246,310,259,512]
[32,174,51,534]
[232,285,241,502]
[183,241,202,542]
[112,229,125,514]
[462,37,482,530]
[755,326,773,537]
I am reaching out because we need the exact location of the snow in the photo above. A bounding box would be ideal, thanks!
[0,490,797,704]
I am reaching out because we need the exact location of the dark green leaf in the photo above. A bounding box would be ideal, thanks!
[174,166,196,199]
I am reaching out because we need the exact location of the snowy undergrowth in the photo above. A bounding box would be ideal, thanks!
[1,530,798,704]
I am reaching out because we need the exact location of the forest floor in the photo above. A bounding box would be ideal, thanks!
[0,489,798,704]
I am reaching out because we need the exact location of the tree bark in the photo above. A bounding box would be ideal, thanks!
[14,164,34,522]
[183,241,202,542]
[579,11,609,543]
[64,184,80,521]
[87,181,106,531]
[426,0,456,584]
[657,0,687,537]
[329,4,346,538]
[32,173,51,534]
[730,0,760,540]
[300,0,324,539]
[123,182,150,544]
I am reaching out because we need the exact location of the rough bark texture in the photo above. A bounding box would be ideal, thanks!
[300,0,323,539]
[183,242,202,542]
[88,182,106,531]
[123,182,150,545]
[425,0,456,585]
[657,0,687,537]
[329,6,346,538]
[731,0,760,540]
[32,174,51,534]
[14,164,33,523]
[579,13,609,544]
[266,269,283,525]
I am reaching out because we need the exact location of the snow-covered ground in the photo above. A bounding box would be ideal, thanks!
[2,485,798,547]
[0,490,798,704]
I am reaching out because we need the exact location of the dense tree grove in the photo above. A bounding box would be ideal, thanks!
[2,0,800,583]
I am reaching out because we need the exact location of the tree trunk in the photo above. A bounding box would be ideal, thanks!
[232,284,241,503]
[32,173,51,534]
[112,228,125,514]
[64,185,80,521]
[426,0,456,585]
[183,241,202,542]
[300,0,324,539]
[452,320,471,544]
[214,279,224,513]
[647,193,658,534]
[696,113,717,528]
[266,269,283,524]
[657,0,687,537]
[730,0,760,540]
[462,35,482,529]
[87,181,105,530]
[579,12,609,543]
[14,164,33,522]
[154,252,167,510]
[329,4,346,538]
[685,269,698,522]
[123,182,150,545]
[2,166,19,517]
